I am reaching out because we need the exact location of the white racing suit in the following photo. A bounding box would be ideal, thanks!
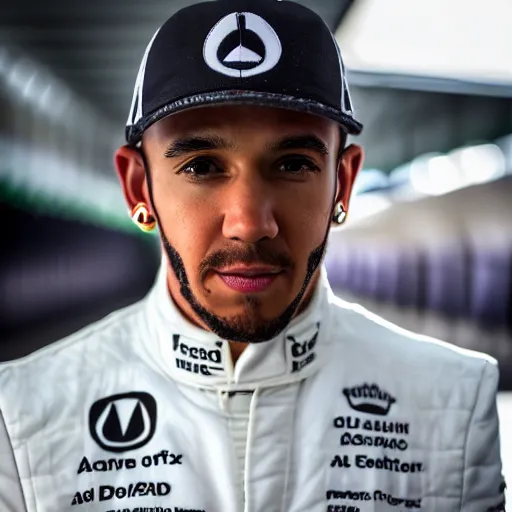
[0,264,506,511]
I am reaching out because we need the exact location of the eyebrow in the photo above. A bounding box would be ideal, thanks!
[163,133,329,158]
[267,135,329,156]
[164,135,236,158]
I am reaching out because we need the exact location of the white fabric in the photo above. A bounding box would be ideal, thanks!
[0,265,505,511]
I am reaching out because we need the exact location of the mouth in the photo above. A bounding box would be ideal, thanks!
[214,266,284,293]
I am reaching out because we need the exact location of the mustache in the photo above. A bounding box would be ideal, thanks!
[199,245,295,279]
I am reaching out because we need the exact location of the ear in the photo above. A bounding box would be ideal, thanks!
[335,144,364,211]
[114,145,152,212]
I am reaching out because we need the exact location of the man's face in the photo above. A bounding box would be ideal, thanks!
[118,105,361,342]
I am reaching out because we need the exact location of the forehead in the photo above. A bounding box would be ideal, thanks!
[144,105,339,146]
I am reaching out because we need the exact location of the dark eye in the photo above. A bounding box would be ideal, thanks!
[179,158,222,178]
[277,157,319,175]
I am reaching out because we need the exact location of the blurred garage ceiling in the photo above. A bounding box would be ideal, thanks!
[0,0,511,173]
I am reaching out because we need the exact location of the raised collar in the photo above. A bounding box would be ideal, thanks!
[144,260,333,391]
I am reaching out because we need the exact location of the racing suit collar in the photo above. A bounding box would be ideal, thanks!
[145,258,331,391]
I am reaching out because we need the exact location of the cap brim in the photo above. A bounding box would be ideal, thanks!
[126,90,363,146]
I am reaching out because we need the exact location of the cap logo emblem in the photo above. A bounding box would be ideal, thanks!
[203,12,282,78]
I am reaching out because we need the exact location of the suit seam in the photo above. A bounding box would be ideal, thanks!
[458,360,487,509]
[280,384,301,512]
[0,409,29,512]
[244,387,260,512]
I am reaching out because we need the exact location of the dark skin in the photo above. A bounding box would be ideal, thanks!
[115,105,363,364]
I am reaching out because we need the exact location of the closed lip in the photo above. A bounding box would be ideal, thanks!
[214,266,283,276]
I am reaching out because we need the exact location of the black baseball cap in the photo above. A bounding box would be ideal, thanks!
[125,0,363,146]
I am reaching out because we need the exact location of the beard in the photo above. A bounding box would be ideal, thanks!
[161,233,327,343]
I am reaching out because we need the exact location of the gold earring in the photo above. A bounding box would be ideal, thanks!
[131,202,156,232]
[332,202,347,225]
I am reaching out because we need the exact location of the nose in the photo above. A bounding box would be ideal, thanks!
[221,176,279,243]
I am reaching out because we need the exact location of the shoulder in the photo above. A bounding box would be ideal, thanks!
[327,294,498,383]
[321,295,499,421]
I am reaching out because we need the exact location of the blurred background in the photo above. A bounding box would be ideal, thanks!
[0,0,511,499]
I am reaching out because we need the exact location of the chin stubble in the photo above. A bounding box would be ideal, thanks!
[162,235,326,343]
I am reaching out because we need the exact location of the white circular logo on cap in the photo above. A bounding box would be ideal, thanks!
[203,12,282,78]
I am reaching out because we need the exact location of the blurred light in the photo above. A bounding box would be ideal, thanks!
[389,162,411,187]
[0,44,126,228]
[38,83,54,111]
[450,144,506,184]
[496,134,512,174]
[388,162,416,201]
[353,169,389,195]
[409,152,441,196]
[408,143,507,196]
[427,155,462,195]
[7,60,35,93]
[348,193,392,224]
[336,0,512,85]
[0,45,117,141]
[411,153,463,196]
[20,71,39,102]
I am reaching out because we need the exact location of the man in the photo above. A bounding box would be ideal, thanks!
[0,0,506,510]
